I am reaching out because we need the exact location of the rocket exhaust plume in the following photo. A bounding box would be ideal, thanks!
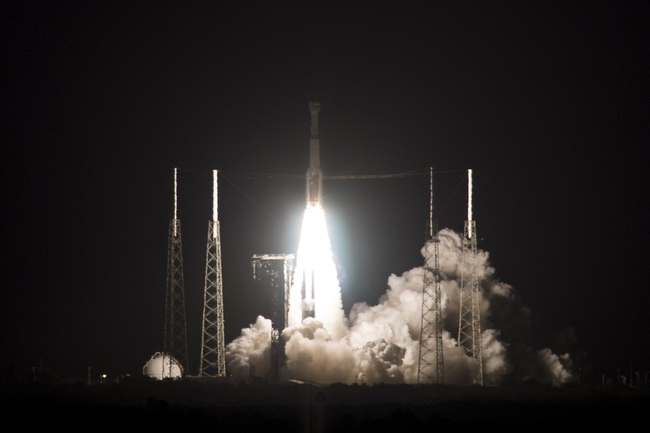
[288,204,345,338]
[300,270,316,321]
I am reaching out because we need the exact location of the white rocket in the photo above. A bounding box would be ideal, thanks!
[300,102,322,321]
[306,102,322,208]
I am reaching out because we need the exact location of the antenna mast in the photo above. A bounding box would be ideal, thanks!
[200,170,226,377]
[417,167,444,384]
[163,167,189,377]
[458,169,483,385]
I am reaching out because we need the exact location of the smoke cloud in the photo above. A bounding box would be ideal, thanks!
[226,228,574,386]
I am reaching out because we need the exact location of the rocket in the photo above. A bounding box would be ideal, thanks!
[306,102,322,208]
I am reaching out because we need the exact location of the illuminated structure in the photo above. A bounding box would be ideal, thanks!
[199,170,226,377]
[143,352,183,379]
[251,254,295,382]
[302,102,321,322]
[306,102,322,208]
[163,168,189,376]
[417,168,444,384]
[458,169,483,385]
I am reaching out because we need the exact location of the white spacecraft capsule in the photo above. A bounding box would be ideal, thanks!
[306,102,322,208]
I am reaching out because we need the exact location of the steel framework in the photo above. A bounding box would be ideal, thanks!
[251,254,295,330]
[418,168,444,384]
[163,170,188,377]
[199,220,226,377]
[251,254,294,382]
[458,169,483,385]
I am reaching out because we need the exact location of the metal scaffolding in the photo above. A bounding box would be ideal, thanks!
[200,171,226,377]
[418,167,444,384]
[163,169,188,377]
[458,169,483,385]
[163,219,189,376]
[251,254,295,382]
[251,254,295,330]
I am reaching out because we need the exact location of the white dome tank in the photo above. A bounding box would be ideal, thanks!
[143,352,183,379]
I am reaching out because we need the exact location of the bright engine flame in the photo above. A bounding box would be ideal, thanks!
[288,205,346,340]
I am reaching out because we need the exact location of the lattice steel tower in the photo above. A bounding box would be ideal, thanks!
[164,168,189,376]
[458,169,483,385]
[418,167,444,384]
[199,170,226,377]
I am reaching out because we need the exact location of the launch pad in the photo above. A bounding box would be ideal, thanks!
[156,103,483,386]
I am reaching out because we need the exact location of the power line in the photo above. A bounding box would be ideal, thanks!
[218,172,285,229]
[178,167,465,180]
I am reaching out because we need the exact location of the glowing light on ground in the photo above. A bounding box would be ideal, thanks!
[288,205,346,340]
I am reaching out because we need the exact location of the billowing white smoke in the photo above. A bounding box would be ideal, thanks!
[226,209,574,386]
[225,315,272,379]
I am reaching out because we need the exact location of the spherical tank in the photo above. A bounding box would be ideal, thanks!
[143,352,183,379]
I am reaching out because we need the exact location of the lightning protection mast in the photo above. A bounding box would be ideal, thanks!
[199,170,226,377]
[164,168,189,377]
[418,167,444,384]
[458,169,483,385]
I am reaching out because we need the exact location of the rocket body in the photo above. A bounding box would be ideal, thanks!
[306,102,322,208]
[302,102,321,323]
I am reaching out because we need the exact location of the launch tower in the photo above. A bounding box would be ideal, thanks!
[417,167,444,384]
[163,168,189,376]
[199,170,226,377]
[252,254,295,382]
[458,169,483,385]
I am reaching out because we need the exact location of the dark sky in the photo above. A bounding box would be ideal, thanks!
[3,1,649,381]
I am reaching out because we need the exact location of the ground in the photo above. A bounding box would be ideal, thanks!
[3,378,648,431]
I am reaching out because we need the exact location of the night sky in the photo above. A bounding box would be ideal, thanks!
[3,2,649,381]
